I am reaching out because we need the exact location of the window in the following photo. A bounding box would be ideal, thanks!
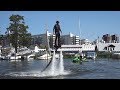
[104,47,107,50]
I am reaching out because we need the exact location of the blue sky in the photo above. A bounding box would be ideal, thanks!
[0,11,120,41]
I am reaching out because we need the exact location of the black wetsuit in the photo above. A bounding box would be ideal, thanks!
[53,24,61,47]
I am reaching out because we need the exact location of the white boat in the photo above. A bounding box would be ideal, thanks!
[27,53,35,60]
[7,53,22,61]
[37,53,52,60]
[10,59,22,62]
[86,52,96,60]
[10,55,21,60]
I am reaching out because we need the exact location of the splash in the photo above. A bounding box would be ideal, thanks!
[50,50,56,75]
[6,50,71,78]
[59,50,64,74]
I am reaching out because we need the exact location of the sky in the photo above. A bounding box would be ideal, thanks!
[0,11,120,41]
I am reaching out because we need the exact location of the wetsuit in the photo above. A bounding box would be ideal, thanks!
[53,24,61,47]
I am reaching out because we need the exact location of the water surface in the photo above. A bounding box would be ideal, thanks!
[0,58,120,79]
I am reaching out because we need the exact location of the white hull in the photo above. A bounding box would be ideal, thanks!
[10,56,21,60]
[37,54,52,60]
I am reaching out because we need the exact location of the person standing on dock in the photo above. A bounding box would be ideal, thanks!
[53,21,62,48]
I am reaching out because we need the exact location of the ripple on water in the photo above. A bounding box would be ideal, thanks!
[6,70,71,78]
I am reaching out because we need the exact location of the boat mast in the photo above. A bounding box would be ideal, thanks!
[45,24,51,56]
[79,17,81,45]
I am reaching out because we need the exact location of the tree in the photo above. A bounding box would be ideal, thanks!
[0,35,3,46]
[6,14,32,53]
[0,29,3,46]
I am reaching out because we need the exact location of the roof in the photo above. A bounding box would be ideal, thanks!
[108,44,115,47]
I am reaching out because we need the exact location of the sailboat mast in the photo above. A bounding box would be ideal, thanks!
[79,17,81,45]
[45,24,51,55]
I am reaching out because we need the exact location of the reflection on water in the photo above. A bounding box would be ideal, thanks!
[0,58,120,79]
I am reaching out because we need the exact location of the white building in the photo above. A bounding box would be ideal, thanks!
[61,32,80,45]
[32,31,51,47]
[96,42,120,52]
[81,39,91,45]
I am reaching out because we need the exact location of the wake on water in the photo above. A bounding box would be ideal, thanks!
[6,50,71,78]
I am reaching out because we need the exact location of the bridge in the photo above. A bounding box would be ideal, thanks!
[51,44,96,52]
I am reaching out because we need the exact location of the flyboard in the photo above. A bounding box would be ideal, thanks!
[41,45,61,72]
[54,45,61,52]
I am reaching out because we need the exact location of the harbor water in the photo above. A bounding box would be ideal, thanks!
[0,58,120,79]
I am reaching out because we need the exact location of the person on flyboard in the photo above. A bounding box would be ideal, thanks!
[53,21,62,51]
